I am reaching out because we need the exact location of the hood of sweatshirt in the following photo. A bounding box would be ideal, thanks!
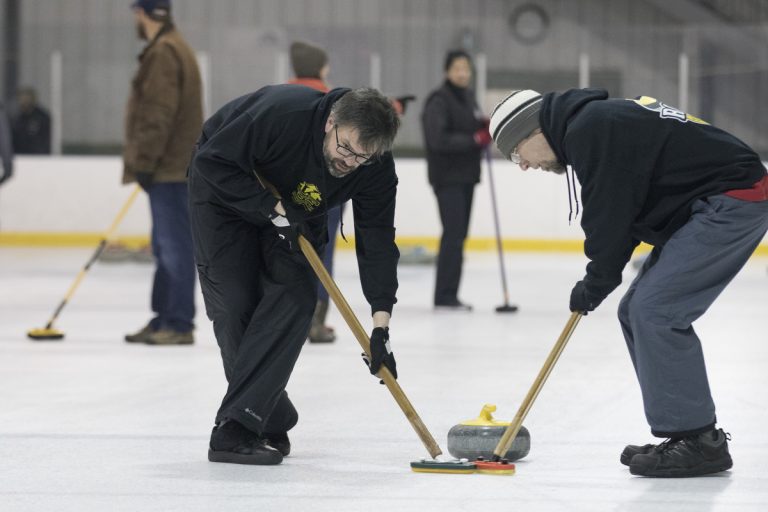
[539,88,609,166]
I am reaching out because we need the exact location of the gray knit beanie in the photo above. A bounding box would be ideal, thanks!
[489,89,543,159]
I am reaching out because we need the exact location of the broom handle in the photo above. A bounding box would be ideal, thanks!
[45,186,142,329]
[299,236,443,458]
[492,311,582,460]
[485,149,511,305]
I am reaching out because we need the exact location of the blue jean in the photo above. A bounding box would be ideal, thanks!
[148,183,196,332]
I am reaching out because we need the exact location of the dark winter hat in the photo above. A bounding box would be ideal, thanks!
[489,89,543,159]
[132,0,171,19]
[290,41,329,79]
[444,49,472,71]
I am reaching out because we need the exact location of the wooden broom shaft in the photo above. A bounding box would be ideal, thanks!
[298,235,443,458]
[493,312,582,459]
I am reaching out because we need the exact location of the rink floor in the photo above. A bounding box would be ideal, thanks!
[1,247,767,512]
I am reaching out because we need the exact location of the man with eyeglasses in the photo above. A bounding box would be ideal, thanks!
[490,88,768,477]
[187,85,400,465]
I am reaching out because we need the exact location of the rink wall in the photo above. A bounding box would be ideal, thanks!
[0,156,766,254]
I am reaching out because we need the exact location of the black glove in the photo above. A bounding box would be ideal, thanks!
[569,280,600,314]
[135,171,153,192]
[269,201,306,253]
[362,327,397,383]
[395,95,416,115]
[270,214,300,253]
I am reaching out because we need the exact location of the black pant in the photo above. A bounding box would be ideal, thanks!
[432,184,475,304]
[189,167,318,435]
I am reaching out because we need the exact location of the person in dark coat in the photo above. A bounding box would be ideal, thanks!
[490,88,768,477]
[189,85,400,465]
[0,102,13,187]
[421,50,491,311]
[11,87,50,155]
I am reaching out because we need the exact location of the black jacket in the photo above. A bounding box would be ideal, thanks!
[11,106,50,154]
[540,88,767,304]
[421,81,483,186]
[0,103,12,185]
[191,85,399,314]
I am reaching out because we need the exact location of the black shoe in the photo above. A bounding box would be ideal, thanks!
[208,420,283,465]
[434,300,473,312]
[629,428,733,477]
[620,443,657,466]
[263,431,291,456]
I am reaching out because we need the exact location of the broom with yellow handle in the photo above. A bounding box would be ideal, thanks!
[28,186,142,340]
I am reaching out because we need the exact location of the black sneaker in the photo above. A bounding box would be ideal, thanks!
[434,300,473,312]
[620,442,660,466]
[208,420,283,465]
[263,431,291,456]
[629,428,733,477]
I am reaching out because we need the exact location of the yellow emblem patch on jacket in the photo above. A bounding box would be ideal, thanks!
[631,96,709,125]
[292,182,322,211]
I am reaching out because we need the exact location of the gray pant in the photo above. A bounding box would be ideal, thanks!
[618,194,768,437]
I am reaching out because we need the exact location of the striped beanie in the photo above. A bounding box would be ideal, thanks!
[489,90,543,158]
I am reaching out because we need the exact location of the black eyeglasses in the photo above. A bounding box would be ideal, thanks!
[334,125,375,166]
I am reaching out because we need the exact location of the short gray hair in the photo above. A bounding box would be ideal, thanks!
[331,88,400,155]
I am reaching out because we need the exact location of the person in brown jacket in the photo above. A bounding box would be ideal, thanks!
[123,0,202,345]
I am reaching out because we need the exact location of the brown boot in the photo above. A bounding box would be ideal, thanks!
[308,300,336,343]
[145,329,194,345]
[124,322,156,343]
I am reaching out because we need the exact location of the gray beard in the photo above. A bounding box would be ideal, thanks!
[542,161,566,174]
[324,148,354,178]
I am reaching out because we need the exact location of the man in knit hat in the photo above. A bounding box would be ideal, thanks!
[490,88,768,477]
[286,40,417,343]
[123,0,203,345]
[286,41,337,343]
[288,41,330,93]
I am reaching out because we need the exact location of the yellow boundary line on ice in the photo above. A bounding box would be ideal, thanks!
[1,232,767,256]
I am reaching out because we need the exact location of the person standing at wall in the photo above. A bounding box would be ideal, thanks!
[123,0,203,345]
[10,87,50,155]
[286,40,338,344]
[0,101,13,188]
[286,41,417,341]
[421,50,491,311]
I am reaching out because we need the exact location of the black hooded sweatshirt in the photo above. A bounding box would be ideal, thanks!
[540,88,767,305]
[191,84,399,314]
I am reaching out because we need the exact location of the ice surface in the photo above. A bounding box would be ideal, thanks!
[1,248,767,511]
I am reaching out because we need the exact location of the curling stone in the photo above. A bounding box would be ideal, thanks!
[447,404,530,462]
